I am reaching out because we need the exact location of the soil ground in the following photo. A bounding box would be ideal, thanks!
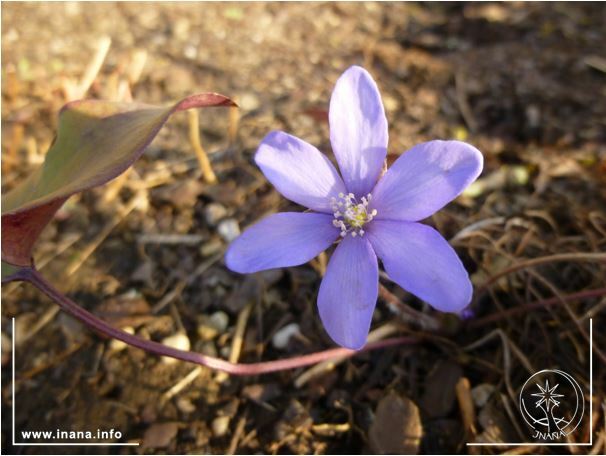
[2,2,605,454]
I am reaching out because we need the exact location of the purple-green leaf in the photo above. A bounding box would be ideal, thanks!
[2,93,235,268]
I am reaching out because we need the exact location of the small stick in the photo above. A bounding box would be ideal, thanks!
[309,252,327,276]
[216,303,253,383]
[15,305,60,347]
[188,109,217,184]
[65,191,146,276]
[4,124,24,175]
[226,415,247,455]
[127,49,148,86]
[450,217,506,243]
[19,342,84,380]
[504,446,543,455]
[528,269,606,365]
[64,36,112,100]
[79,36,112,95]
[467,288,606,328]
[228,104,240,147]
[137,234,204,245]
[455,377,476,438]
[311,423,350,436]
[101,169,132,204]
[162,366,203,403]
[476,252,606,297]
[294,322,403,388]
[455,72,478,132]
[3,232,82,296]
[238,429,257,450]
[500,393,527,442]
[463,328,535,406]
[151,251,223,314]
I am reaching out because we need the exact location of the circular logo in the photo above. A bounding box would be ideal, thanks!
[519,369,584,441]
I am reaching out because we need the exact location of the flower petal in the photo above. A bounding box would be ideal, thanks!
[367,220,472,313]
[255,131,346,213]
[371,140,483,221]
[225,212,338,273]
[317,235,378,349]
[329,66,388,197]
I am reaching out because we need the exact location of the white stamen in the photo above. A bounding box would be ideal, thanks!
[330,192,377,238]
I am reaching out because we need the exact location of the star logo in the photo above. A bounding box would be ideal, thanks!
[520,370,584,440]
[531,380,565,412]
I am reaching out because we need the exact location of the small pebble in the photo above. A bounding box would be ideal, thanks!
[200,238,223,257]
[211,415,231,437]
[272,323,301,350]
[197,311,229,341]
[209,311,229,332]
[109,326,135,352]
[239,92,260,111]
[471,383,495,407]
[220,345,231,358]
[383,94,400,112]
[197,340,218,357]
[176,397,197,414]
[197,324,218,341]
[184,43,197,60]
[161,332,191,364]
[142,422,179,449]
[217,219,240,242]
[204,203,228,226]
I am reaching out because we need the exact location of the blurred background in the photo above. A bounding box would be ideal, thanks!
[2,2,605,454]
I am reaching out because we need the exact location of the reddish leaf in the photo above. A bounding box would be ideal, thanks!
[1,93,235,268]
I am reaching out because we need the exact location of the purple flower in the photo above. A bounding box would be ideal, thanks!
[225,66,483,349]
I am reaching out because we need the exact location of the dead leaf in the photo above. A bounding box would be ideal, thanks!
[419,360,463,419]
[1,93,235,269]
[142,422,180,449]
[369,392,423,454]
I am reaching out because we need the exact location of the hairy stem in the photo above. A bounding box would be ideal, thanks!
[14,267,415,376]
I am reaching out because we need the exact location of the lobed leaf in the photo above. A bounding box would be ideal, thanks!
[2,93,235,269]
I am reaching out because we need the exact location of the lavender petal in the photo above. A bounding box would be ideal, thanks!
[329,66,388,197]
[317,235,378,349]
[225,212,339,273]
[367,220,472,313]
[371,140,483,221]
[255,131,346,213]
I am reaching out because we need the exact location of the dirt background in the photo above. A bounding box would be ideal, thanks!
[2,2,605,454]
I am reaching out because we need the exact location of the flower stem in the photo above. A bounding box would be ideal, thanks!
[13,267,415,376]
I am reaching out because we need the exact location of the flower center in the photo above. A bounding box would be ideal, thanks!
[330,192,377,237]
